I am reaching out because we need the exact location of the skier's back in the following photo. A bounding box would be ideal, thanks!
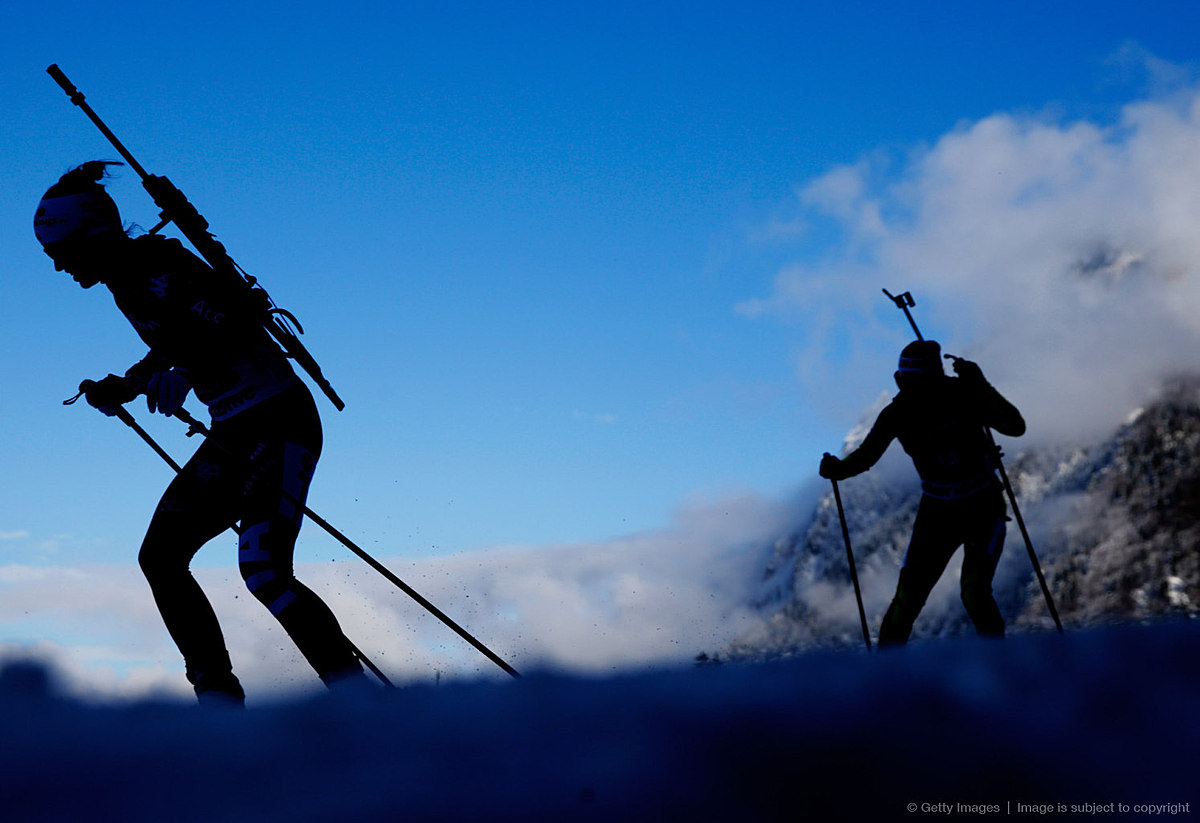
[820,339,1025,645]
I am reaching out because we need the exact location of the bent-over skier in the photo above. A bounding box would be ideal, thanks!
[819,340,1026,646]
[35,161,367,704]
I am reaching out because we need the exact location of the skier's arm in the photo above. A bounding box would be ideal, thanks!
[820,405,898,480]
[981,385,1025,437]
[952,359,1025,437]
[122,351,192,415]
[123,350,172,393]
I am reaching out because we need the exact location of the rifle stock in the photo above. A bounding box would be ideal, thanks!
[47,64,345,411]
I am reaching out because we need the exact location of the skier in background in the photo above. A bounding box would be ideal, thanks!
[819,340,1026,646]
[34,161,367,705]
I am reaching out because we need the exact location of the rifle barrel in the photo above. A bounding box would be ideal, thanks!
[47,65,151,180]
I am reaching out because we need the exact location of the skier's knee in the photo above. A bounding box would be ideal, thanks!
[137,544,158,581]
[237,520,301,609]
[138,540,187,583]
[239,560,302,618]
[960,584,989,612]
[240,559,276,596]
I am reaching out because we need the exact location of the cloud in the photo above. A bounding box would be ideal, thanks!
[0,490,796,701]
[743,61,1200,446]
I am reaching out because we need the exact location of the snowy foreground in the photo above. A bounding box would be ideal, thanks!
[1,622,1196,822]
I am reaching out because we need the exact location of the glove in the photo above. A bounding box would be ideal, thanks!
[83,374,137,417]
[950,357,986,384]
[819,452,846,481]
[146,369,192,415]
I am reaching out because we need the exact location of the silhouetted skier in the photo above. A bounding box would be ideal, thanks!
[35,162,366,704]
[819,340,1026,646]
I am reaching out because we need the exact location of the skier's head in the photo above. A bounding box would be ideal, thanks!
[894,339,944,392]
[35,161,126,287]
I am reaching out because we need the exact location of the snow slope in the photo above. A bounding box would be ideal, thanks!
[0,621,1195,821]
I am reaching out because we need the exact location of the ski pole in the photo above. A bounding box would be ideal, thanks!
[829,474,872,651]
[287,491,524,679]
[115,407,184,472]
[984,429,1064,633]
[346,639,394,688]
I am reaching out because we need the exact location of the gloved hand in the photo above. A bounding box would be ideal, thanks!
[819,452,846,481]
[146,369,192,415]
[83,374,137,417]
[949,356,985,384]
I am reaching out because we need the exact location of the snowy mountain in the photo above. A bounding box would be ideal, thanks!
[726,376,1200,659]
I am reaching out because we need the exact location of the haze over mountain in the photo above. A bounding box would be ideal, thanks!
[723,375,1200,662]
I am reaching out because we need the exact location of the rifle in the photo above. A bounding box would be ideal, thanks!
[882,289,922,341]
[46,64,345,411]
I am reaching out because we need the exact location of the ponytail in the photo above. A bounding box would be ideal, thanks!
[45,160,125,198]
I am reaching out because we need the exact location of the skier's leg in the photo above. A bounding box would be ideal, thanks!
[879,497,960,646]
[960,492,1007,638]
[138,440,244,703]
[237,405,364,686]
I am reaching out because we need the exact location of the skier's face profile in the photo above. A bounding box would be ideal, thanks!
[35,169,126,287]
[44,235,122,289]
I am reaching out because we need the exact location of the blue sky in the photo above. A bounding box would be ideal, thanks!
[5,2,1200,693]
[4,2,1199,562]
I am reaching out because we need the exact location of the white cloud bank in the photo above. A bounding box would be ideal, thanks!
[0,491,800,702]
[742,66,1200,446]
